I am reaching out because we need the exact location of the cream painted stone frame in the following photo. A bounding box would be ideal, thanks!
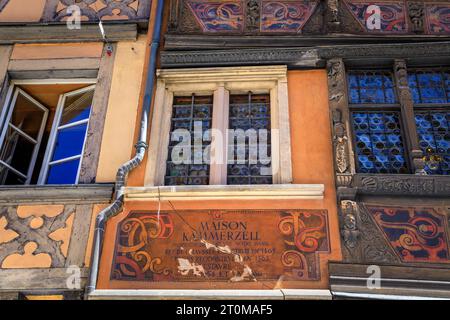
[144,65,292,186]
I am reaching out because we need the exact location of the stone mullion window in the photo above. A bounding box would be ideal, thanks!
[145,66,292,187]
[164,94,213,186]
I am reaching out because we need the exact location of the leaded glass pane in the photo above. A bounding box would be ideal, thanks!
[352,111,408,174]
[415,111,450,175]
[165,95,212,186]
[408,70,450,104]
[348,71,397,104]
[227,93,272,184]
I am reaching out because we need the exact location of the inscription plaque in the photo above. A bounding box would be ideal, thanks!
[111,210,330,283]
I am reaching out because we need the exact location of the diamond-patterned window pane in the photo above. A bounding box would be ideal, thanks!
[165,95,212,186]
[348,71,397,104]
[227,93,272,184]
[415,111,450,175]
[352,111,408,174]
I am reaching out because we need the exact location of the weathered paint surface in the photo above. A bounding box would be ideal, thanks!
[96,35,147,183]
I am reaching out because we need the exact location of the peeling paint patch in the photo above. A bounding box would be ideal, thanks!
[230,265,255,282]
[200,239,256,282]
[177,258,206,277]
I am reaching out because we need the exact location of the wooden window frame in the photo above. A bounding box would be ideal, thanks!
[336,59,449,176]
[346,69,411,174]
[0,79,97,186]
[145,65,292,186]
[38,84,96,185]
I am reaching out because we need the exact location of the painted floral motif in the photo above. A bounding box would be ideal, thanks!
[278,210,329,280]
[187,0,244,32]
[369,206,450,263]
[260,0,318,33]
[344,1,408,33]
[112,212,173,280]
[425,3,450,35]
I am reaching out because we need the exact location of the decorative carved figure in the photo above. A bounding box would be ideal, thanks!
[408,2,424,33]
[333,109,349,173]
[340,201,360,249]
[394,60,426,174]
[246,0,260,30]
[326,0,341,32]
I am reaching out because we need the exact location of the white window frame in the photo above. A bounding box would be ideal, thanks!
[144,65,292,186]
[38,84,96,185]
[0,88,48,184]
[0,79,97,185]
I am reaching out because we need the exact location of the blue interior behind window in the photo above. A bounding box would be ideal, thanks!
[46,159,80,184]
[51,123,88,162]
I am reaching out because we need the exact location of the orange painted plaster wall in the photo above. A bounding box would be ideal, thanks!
[98,69,343,290]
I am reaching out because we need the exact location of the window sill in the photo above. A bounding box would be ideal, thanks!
[0,184,114,204]
[124,184,324,201]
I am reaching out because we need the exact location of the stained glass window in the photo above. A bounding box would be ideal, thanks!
[409,69,450,175]
[165,95,212,186]
[227,93,272,184]
[348,71,397,104]
[352,111,408,174]
[348,71,408,174]
[415,111,450,175]
[408,70,450,104]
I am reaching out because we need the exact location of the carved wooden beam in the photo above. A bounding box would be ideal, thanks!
[393,59,426,174]
[326,58,355,188]
[169,0,180,32]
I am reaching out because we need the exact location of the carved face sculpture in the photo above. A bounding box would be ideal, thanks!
[344,214,356,230]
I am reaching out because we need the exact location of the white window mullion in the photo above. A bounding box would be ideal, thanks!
[57,118,89,131]
[48,154,82,166]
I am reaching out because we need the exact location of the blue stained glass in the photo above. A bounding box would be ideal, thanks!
[347,71,397,104]
[352,111,408,174]
[418,73,442,86]
[51,123,88,162]
[46,159,79,184]
[385,88,396,104]
[409,70,450,104]
[415,111,450,175]
[348,75,359,88]
[408,74,418,87]
[349,89,360,104]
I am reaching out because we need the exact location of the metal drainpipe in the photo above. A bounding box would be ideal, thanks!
[85,0,164,299]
